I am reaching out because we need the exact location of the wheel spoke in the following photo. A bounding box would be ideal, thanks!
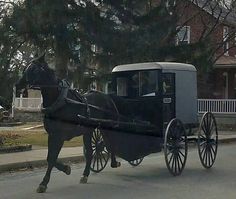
[177,152,184,166]
[199,134,206,139]
[96,153,100,171]
[209,147,214,165]
[178,149,186,158]
[203,146,208,164]
[171,154,175,171]
[101,152,108,163]
[176,154,181,173]
[209,120,214,135]
[98,153,104,168]
[168,153,174,166]
[200,140,207,146]
[209,144,216,156]
[167,149,174,156]
[92,154,97,169]
[200,144,207,156]
[202,118,207,134]
[208,147,212,166]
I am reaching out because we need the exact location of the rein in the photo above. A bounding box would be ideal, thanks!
[29,79,71,90]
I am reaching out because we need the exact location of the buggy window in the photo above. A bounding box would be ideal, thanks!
[115,70,159,98]
[117,78,128,96]
[162,73,175,95]
[140,71,158,96]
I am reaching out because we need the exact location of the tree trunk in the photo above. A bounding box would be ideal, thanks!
[54,1,69,80]
[55,40,69,79]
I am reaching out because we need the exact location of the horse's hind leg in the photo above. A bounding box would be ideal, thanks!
[37,135,64,193]
[80,133,92,184]
[102,134,120,168]
[110,152,121,168]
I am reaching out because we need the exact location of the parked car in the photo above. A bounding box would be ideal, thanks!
[0,104,9,122]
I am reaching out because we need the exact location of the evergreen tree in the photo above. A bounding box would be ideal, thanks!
[0,0,234,95]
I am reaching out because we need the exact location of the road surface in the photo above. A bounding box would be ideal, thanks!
[0,144,236,199]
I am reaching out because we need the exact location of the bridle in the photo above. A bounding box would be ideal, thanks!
[22,62,91,116]
[23,61,64,90]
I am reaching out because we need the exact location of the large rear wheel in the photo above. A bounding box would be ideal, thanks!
[164,118,188,176]
[198,112,218,169]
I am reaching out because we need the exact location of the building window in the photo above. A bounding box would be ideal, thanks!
[234,74,236,98]
[223,26,229,55]
[176,26,191,45]
[235,32,236,44]
[91,44,97,53]
[166,0,176,15]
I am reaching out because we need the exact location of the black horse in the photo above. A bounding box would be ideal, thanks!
[15,54,121,193]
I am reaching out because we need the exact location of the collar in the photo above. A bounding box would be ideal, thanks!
[41,79,69,115]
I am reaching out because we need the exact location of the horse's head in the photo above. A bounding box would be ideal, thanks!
[15,54,57,91]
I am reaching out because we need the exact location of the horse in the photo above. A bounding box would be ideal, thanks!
[15,54,121,193]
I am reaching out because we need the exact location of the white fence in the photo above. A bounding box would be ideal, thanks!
[14,95,42,111]
[198,99,236,114]
[13,97,236,114]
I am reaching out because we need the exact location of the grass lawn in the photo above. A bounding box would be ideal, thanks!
[0,130,84,148]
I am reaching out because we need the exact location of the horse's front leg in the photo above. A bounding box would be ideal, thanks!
[37,135,64,193]
[80,132,92,184]
[55,162,71,175]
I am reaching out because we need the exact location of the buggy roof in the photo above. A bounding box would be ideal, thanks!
[112,62,196,73]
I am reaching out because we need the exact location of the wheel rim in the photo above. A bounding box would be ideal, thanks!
[198,112,218,169]
[164,119,188,176]
[90,128,110,173]
[129,157,144,166]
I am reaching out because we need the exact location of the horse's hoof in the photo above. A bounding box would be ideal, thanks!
[111,161,121,168]
[80,176,88,184]
[36,185,47,193]
[65,165,71,175]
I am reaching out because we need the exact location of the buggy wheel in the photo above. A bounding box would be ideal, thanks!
[198,112,218,169]
[128,158,144,166]
[90,128,110,173]
[164,118,188,176]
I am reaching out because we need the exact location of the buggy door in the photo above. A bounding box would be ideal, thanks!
[113,70,163,134]
[162,73,176,126]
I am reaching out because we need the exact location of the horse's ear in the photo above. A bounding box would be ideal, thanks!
[38,53,46,63]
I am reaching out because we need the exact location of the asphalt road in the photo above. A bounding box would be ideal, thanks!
[0,143,236,199]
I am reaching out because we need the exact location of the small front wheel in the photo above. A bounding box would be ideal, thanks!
[84,128,110,173]
[164,118,188,176]
[128,158,144,167]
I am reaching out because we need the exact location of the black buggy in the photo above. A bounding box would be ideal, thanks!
[84,62,218,176]
[16,56,219,193]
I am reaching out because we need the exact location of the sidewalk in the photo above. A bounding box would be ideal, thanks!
[0,146,85,173]
[0,131,236,173]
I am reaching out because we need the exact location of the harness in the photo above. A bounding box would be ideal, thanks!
[41,80,91,119]
[41,80,69,115]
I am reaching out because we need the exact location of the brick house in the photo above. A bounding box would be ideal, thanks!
[173,0,236,99]
[102,0,236,99]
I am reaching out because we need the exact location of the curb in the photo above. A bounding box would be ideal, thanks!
[0,122,24,127]
[219,137,236,144]
[0,155,85,174]
[0,144,32,154]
